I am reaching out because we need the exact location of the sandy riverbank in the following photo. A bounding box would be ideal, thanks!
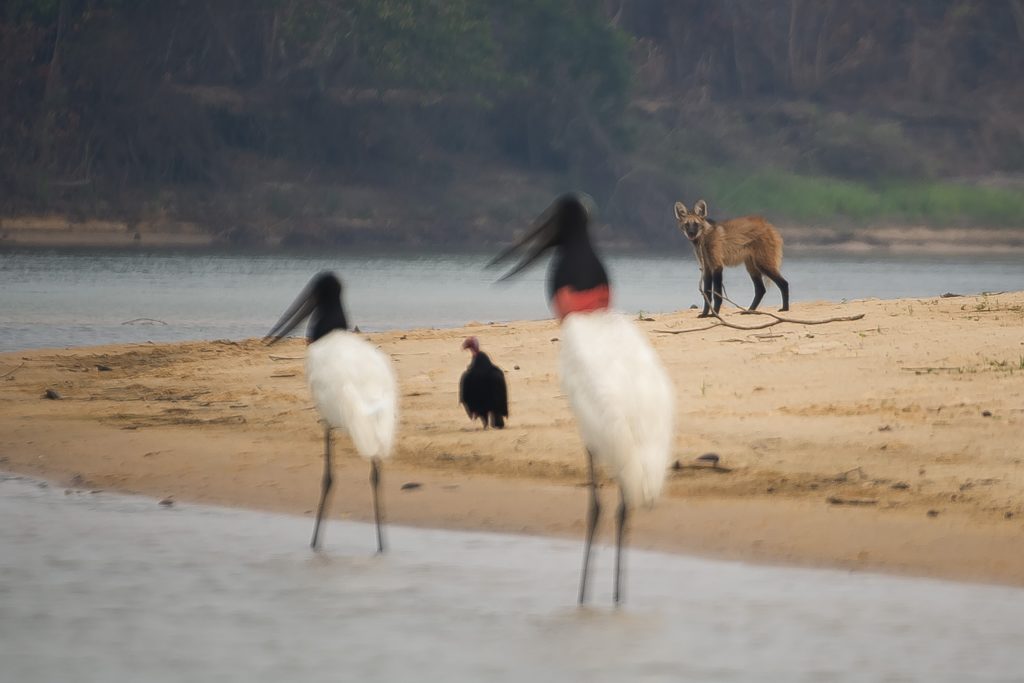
[0,216,215,249]
[2,292,1023,584]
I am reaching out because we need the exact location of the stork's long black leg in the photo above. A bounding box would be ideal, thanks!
[311,427,333,550]
[578,449,600,605]
[613,488,629,606]
[370,457,386,554]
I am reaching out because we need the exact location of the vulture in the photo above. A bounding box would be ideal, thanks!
[459,337,509,429]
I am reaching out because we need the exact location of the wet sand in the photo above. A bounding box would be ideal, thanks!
[2,292,1023,584]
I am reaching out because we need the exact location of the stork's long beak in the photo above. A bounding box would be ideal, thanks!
[487,202,560,282]
[264,285,316,345]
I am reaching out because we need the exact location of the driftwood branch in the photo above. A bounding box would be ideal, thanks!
[656,322,721,334]
[0,362,25,379]
[900,366,960,373]
[656,288,864,335]
[826,496,878,506]
[121,318,168,326]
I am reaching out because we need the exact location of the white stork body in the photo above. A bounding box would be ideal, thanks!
[307,330,398,460]
[559,311,674,509]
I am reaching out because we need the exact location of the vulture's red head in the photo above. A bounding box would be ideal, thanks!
[461,336,480,355]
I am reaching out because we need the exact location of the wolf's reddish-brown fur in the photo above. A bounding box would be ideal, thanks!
[674,199,789,316]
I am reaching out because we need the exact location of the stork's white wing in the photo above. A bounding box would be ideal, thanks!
[306,330,398,459]
[560,312,675,508]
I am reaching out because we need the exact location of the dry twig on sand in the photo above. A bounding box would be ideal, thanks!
[656,290,864,335]
[0,362,25,379]
[121,318,168,326]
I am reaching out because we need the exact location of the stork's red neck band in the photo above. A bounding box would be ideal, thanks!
[552,285,611,320]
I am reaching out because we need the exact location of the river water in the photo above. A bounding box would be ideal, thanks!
[2,474,1023,682]
[1,248,1021,352]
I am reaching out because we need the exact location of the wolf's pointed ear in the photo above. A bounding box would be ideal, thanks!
[694,200,708,218]
[673,201,688,220]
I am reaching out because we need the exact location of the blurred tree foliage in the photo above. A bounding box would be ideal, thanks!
[619,0,1024,102]
[1,0,1023,237]
[1,0,629,193]
[619,0,1024,175]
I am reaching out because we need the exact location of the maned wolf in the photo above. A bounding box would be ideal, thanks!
[674,199,789,317]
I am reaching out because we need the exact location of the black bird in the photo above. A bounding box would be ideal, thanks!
[459,337,509,429]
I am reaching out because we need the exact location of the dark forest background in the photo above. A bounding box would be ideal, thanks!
[3,0,1024,246]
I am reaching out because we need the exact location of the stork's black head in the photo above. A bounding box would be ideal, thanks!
[546,193,591,245]
[264,271,349,345]
[487,193,598,281]
[487,193,610,317]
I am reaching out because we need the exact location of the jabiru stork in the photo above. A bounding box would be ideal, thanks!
[459,336,509,429]
[489,193,675,605]
[265,272,398,553]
